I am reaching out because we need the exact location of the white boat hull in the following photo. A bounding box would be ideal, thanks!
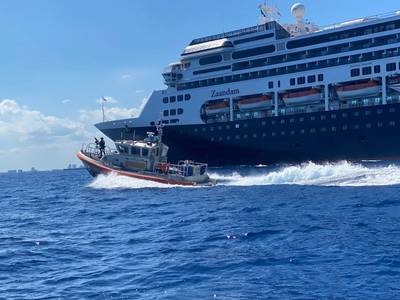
[337,86,381,99]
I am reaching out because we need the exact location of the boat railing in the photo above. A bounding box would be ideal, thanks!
[81,143,115,159]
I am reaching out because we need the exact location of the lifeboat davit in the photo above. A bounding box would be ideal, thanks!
[205,101,230,115]
[389,76,400,92]
[283,88,323,106]
[336,80,381,99]
[237,95,272,111]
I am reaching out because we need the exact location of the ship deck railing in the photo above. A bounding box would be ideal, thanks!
[81,143,115,159]
[319,10,400,33]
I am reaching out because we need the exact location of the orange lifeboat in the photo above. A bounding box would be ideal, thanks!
[336,80,381,99]
[282,88,323,106]
[205,101,230,115]
[237,95,272,111]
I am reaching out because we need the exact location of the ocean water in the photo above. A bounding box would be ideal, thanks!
[1,161,400,299]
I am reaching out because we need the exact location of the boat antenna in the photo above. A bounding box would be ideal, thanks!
[101,97,107,122]
[156,115,164,143]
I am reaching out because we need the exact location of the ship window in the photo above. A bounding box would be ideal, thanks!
[194,128,198,132]
[226,136,231,140]
[377,109,383,114]
[343,125,348,131]
[210,126,214,131]
[318,74,324,82]
[150,121,155,126]
[342,113,348,118]
[362,66,372,75]
[290,130,295,135]
[162,120,169,124]
[142,148,149,157]
[321,115,326,120]
[386,62,396,72]
[244,134,248,139]
[351,68,360,77]
[297,77,306,85]
[163,110,169,117]
[377,122,383,127]
[185,94,191,101]
[332,126,337,131]
[366,123,372,128]
[163,97,169,103]
[262,132,267,137]
[354,111,360,116]
[290,118,295,123]
[252,133,257,138]
[290,78,296,86]
[170,109,176,116]
[307,75,316,83]
[268,81,274,89]
[177,95,183,102]
[299,117,304,122]
[199,55,222,65]
[300,129,305,134]
[232,45,276,60]
[278,80,281,88]
[281,131,285,136]
[280,119,285,124]
[374,65,381,73]
[321,128,326,132]
[218,137,223,141]
[390,121,396,126]
[170,119,179,124]
[178,108,184,115]
[262,121,267,126]
[331,114,336,119]
[310,116,315,121]
[234,33,275,45]
[365,110,371,115]
[389,108,396,113]
[354,124,360,129]
[170,96,176,103]
[131,147,141,155]
[272,132,276,136]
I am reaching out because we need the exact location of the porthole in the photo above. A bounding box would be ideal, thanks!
[226,136,231,140]
[235,135,240,140]
[321,128,326,132]
[365,111,371,116]
[342,125,348,131]
[300,129,305,134]
[310,116,315,121]
[252,133,257,138]
[299,117,304,122]
[281,119,285,124]
[210,137,215,142]
[321,115,326,120]
[210,127,214,131]
[377,122,383,127]
[219,137,223,141]
[202,127,206,132]
[310,128,316,133]
[332,126,337,131]
[244,123,249,128]
[272,132,276,136]
[390,121,396,126]
[354,112,360,116]
[389,108,396,113]
[218,126,222,130]
[262,121,267,126]
[290,119,295,123]
[281,131,285,136]
[331,114,336,119]
[354,124,360,129]
[342,113,348,118]
[366,123,372,128]
[377,109,383,114]
[290,130,295,135]
[194,128,198,132]
[244,134,248,139]
[262,133,267,137]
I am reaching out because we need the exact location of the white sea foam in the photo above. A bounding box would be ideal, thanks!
[210,161,400,187]
[87,162,400,189]
[88,173,175,189]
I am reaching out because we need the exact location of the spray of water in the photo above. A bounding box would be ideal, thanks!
[87,161,400,189]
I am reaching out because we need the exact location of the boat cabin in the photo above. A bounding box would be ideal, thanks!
[102,133,169,172]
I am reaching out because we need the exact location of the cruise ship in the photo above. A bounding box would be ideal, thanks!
[96,3,400,166]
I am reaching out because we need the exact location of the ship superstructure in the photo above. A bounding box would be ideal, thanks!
[96,4,400,166]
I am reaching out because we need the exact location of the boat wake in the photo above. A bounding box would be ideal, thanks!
[87,161,400,189]
[211,161,400,187]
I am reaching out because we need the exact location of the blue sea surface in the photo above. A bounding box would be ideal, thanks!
[1,161,400,299]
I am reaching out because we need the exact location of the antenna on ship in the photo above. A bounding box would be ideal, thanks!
[258,1,281,24]
[101,97,107,122]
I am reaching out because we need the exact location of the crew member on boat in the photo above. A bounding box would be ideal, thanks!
[99,137,106,158]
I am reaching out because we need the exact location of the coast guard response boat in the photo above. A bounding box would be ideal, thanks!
[96,3,400,166]
[77,124,213,186]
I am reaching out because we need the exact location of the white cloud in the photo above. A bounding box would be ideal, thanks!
[0,97,146,171]
[61,99,71,104]
[0,99,88,143]
[135,89,144,93]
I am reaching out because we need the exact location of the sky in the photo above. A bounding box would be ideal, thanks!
[0,0,399,171]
